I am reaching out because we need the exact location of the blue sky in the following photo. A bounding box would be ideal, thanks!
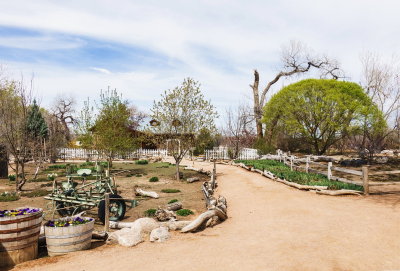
[0,0,399,122]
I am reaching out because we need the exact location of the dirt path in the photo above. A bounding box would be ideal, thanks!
[12,161,400,271]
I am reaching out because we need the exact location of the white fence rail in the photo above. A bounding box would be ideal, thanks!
[58,148,167,160]
[205,148,259,160]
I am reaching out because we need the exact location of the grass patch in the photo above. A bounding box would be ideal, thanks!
[161,189,181,193]
[168,199,179,204]
[235,159,363,191]
[144,208,157,217]
[136,160,149,165]
[0,192,20,202]
[176,209,193,216]
[149,176,159,182]
[8,175,16,182]
[21,189,49,198]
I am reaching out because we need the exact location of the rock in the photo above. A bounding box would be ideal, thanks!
[150,226,170,242]
[374,156,389,164]
[166,202,182,211]
[187,177,200,183]
[155,208,176,221]
[107,218,159,247]
[381,150,394,156]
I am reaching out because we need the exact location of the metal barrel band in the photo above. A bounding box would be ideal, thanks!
[0,230,40,242]
[47,235,92,247]
[0,222,41,234]
[45,228,93,239]
[0,213,42,225]
[47,245,90,254]
[0,239,38,252]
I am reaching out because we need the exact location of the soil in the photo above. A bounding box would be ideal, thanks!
[6,159,400,271]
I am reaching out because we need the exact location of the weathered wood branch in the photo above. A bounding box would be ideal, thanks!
[134,187,159,199]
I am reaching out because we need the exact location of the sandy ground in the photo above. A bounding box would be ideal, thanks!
[10,160,400,271]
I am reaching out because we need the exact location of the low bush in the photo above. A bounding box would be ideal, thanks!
[168,199,179,204]
[8,175,16,182]
[21,189,49,198]
[136,160,149,165]
[144,208,157,217]
[149,176,159,182]
[176,209,193,216]
[235,159,363,191]
[80,161,95,167]
[161,189,181,193]
[0,191,19,202]
[48,164,67,169]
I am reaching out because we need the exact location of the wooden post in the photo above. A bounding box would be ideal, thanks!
[362,166,369,195]
[327,162,332,180]
[104,193,110,232]
[306,156,310,173]
[290,156,293,171]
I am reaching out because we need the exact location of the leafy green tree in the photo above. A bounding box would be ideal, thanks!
[193,128,217,156]
[262,79,386,155]
[75,98,95,149]
[92,89,137,168]
[151,78,218,180]
[26,100,48,139]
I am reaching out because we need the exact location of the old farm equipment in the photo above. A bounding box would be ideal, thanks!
[44,165,136,223]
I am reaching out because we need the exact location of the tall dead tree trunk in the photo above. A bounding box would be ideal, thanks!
[251,41,342,140]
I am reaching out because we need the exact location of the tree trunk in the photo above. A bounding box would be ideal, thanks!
[251,70,264,139]
[176,161,180,181]
[0,145,8,178]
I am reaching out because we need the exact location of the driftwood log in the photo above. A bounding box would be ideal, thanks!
[135,187,159,199]
[187,177,200,183]
[316,189,363,196]
[155,208,176,221]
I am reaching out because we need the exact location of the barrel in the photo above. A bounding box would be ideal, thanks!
[44,217,94,256]
[0,208,43,268]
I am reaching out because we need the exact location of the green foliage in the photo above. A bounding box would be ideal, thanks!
[193,128,217,156]
[144,208,157,217]
[263,79,386,154]
[80,161,95,167]
[149,176,159,182]
[21,189,49,198]
[236,159,363,191]
[26,99,48,139]
[136,160,149,165]
[0,191,19,202]
[168,199,179,204]
[75,98,95,149]
[253,138,275,155]
[161,189,181,193]
[8,174,16,181]
[176,209,194,216]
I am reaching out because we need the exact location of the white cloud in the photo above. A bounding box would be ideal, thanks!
[0,0,399,122]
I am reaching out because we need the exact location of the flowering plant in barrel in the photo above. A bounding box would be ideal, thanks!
[46,217,93,227]
[0,207,40,217]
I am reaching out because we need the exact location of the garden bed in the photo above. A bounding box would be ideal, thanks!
[235,159,364,191]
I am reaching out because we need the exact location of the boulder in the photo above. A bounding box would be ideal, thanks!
[150,226,170,242]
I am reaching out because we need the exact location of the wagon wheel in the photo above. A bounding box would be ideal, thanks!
[98,194,126,224]
[56,201,82,217]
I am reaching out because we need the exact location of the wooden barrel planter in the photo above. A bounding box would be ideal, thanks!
[0,208,43,268]
[44,217,94,256]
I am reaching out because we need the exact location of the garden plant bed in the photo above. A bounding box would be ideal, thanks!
[235,159,364,192]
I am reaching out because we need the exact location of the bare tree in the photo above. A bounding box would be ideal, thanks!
[222,105,255,159]
[0,77,33,191]
[52,96,76,142]
[353,52,400,156]
[250,40,343,138]
[128,105,147,130]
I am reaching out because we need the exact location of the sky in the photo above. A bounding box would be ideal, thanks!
[0,0,399,122]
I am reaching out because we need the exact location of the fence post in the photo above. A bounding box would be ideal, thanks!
[104,193,110,232]
[362,166,369,195]
[327,162,332,180]
[290,156,293,171]
[306,156,310,173]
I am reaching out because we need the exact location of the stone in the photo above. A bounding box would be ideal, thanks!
[150,226,170,242]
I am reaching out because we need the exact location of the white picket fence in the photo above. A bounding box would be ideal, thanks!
[58,148,167,160]
[205,148,259,160]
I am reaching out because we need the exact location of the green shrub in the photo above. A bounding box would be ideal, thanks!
[136,174,142,177]
[8,175,16,182]
[168,199,179,204]
[144,208,157,217]
[0,191,19,202]
[79,161,95,167]
[176,209,193,216]
[48,164,67,169]
[149,176,159,182]
[235,159,363,191]
[136,160,148,165]
[21,189,49,198]
[161,189,181,193]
